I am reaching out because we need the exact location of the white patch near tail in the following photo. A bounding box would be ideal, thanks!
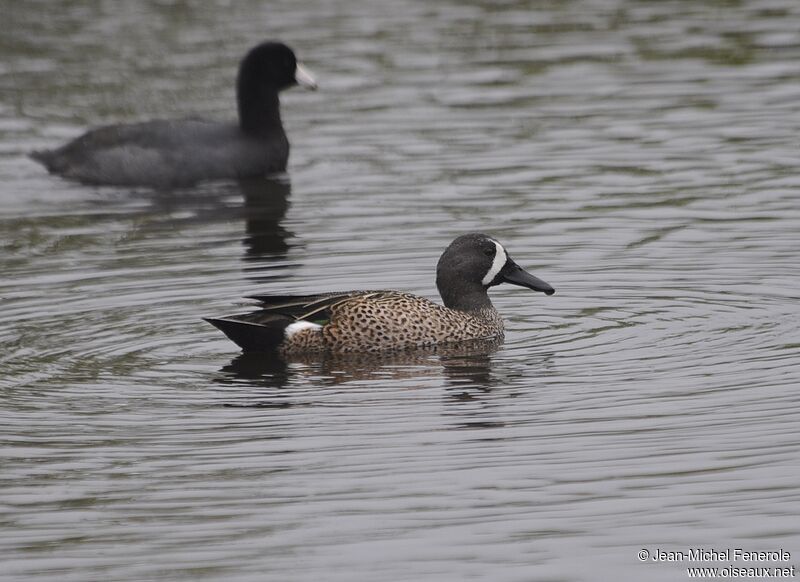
[285,320,322,338]
[481,240,507,285]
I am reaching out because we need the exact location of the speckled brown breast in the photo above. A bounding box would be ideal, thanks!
[280,291,504,355]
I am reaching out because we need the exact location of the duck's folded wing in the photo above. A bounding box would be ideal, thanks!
[207,291,389,351]
[244,291,382,320]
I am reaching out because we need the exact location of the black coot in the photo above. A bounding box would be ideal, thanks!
[31,41,317,187]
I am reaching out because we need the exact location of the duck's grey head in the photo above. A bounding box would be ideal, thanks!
[436,233,554,311]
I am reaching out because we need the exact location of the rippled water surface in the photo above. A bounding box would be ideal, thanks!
[2,1,800,580]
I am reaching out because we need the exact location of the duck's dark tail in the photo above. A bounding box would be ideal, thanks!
[204,312,293,352]
[207,292,357,352]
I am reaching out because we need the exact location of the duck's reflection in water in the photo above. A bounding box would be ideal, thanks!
[215,338,503,405]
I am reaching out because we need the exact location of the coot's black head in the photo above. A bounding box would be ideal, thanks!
[436,233,554,311]
[236,41,316,136]
[237,41,317,93]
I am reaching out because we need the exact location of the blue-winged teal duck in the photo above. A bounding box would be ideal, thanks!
[31,42,317,187]
[206,233,555,354]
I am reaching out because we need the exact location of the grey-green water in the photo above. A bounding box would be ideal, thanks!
[2,1,799,580]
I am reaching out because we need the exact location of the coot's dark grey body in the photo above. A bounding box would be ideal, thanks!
[30,42,316,188]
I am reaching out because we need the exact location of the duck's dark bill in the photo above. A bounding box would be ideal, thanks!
[500,262,555,295]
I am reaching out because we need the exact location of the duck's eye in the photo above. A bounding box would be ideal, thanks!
[483,247,495,257]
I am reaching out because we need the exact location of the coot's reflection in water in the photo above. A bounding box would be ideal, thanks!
[125,175,294,278]
[216,338,504,398]
[236,176,292,266]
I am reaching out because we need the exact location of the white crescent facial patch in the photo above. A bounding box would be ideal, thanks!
[481,240,507,286]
